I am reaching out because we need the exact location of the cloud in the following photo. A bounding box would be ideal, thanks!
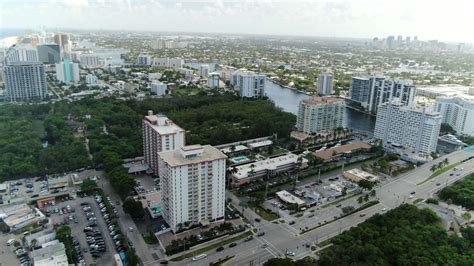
[0,0,473,43]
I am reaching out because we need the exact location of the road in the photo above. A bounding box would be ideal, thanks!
[180,149,474,265]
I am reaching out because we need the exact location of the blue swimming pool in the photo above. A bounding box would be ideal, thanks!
[231,156,250,163]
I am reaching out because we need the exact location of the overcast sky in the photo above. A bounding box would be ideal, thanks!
[1,0,473,43]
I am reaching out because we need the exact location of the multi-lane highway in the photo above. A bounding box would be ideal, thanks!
[177,149,474,265]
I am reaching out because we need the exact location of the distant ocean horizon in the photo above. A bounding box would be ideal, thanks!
[0,28,25,39]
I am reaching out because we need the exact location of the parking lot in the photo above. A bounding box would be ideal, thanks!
[46,196,116,265]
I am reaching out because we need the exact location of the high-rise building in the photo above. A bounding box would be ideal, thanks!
[158,144,227,232]
[350,76,416,114]
[151,39,165,50]
[374,101,442,154]
[55,59,80,83]
[85,74,98,85]
[53,33,70,55]
[137,53,152,66]
[199,64,209,78]
[207,73,220,89]
[142,111,185,175]
[296,97,345,134]
[317,73,333,95]
[435,90,474,136]
[231,71,266,98]
[150,81,167,96]
[37,44,60,64]
[3,62,48,102]
[386,36,395,49]
[153,58,184,70]
[79,54,100,68]
[5,44,38,64]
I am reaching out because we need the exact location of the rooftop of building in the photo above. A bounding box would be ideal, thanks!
[300,97,344,106]
[276,190,306,206]
[158,145,227,167]
[313,142,372,160]
[220,145,249,154]
[420,84,474,101]
[232,153,307,180]
[144,111,185,135]
[32,242,67,265]
[248,140,273,149]
[438,134,467,146]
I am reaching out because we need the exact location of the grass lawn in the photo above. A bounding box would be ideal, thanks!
[418,162,461,185]
[260,147,288,158]
[320,193,359,208]
[171,231,253,261]
[249,204,279,221]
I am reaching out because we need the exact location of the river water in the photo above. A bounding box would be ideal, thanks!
[264,79,376,135]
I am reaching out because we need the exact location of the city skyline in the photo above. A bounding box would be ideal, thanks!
[1,0,473,44]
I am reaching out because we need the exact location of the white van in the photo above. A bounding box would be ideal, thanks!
[7,238,16,246]
[192,254,207,261]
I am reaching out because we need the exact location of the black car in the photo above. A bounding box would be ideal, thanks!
[229,243,237,248]
[257,232,265,237]
[216,246,224,252]
[254,218,261,222]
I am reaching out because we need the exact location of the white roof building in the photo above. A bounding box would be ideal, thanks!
[276,190,306,207]
[33,242,68,266]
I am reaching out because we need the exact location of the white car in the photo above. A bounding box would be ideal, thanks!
[409,195,415,199]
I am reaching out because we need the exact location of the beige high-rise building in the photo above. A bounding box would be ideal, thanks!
[142,111,185,175]
[296,97,345,134]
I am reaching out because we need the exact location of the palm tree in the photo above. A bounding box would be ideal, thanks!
[30,239,37,251]
[369,190,376,198]
[430,164,437,172]
[443,158,449,167]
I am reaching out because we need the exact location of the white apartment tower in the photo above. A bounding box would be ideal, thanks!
[3,62,48,102]
[150,81,167,96]
[350,76,416,114]
[5,44,38,64]
[137,53,152,66]
[199,64,209,78]
[231,71,266,98]
[317,73,333,95]
[435,90,474,136]
[374,101,442,154]
[296,97,345,134]
[158,145,227,232]
[142,111,185,175]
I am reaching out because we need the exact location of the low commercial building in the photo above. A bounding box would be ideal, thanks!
[276,190,306,207]
[0,183,8,194]
[312,142,372,161]
[437,134,466,154]
[25,230,56,247]
[231,153,308,187]
[33,242,68,266]
[219,145,249,155]
[0,204,45,232]
[342,169,379,183]
[248,140,273,150]
[135,191,162,219]
[48,176,70,190]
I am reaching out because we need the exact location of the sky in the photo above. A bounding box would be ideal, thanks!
[1,0,473,43]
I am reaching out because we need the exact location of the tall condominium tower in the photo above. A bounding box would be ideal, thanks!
[296,97,345,134]
[37,44,60,64]
[55,59,80,83]
[231,71,266,98]
[435,89,474,136]
[374,101,442,154]
[317,73,333,95]
[3,62,48,102]
[350,76,416,114]
[158,145,227,232]
[5,44,38,64]
[142,111,185,175]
